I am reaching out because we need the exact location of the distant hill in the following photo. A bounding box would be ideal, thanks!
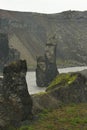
[0,9,87,69]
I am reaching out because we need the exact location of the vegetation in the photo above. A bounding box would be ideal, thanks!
[8,103,87,130]
[46,72,78,91]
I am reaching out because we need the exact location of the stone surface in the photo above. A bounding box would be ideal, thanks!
[48,73,87,104]
[45,41,59,85]
[0,32,20,72]
[36,56,47,87]
[0,33,9,71]
[32,72,87,114]
[0,60,33,129]
[36,37,59,87]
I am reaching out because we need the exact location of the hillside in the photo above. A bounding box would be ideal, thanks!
[0,9,87,69]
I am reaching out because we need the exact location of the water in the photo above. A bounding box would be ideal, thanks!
[26,71,46,95]
[26,66,87,94]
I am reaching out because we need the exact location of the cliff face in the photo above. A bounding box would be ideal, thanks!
[0,9,87,69]
[0,33,20,71]
[0,33,9,71]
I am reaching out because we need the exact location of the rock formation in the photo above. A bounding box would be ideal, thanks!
[36,36,59,87]
[32,71,87,114]
[0,32,20,72]
[0,60,33,129]
[45,37,59,85]
[0,33,9,72]
[8,47,20,64]
[36,56,47,87]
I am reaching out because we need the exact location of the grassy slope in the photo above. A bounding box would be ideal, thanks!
[9,103,87,130]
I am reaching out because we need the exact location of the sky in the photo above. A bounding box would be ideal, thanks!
[0,0,87,14]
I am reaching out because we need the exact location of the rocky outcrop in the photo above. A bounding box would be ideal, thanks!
[0,60,33,129]
[8,47,20,63]
[45,38,59,85]
[47,72,87,104]
[36,56,47,87]
[0,33,9,71]
[36,37,59,87]
[32,71,87,114]
[0,32,20,72]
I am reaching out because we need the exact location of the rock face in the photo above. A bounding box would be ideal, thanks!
[36,56,47,87]
[36,37,59,87]
[47,72,87,104]
[0,32,20,72]
[45,39,59,85]
[32,72,87,113]
[0,33,9,71]
[0,60,33,129]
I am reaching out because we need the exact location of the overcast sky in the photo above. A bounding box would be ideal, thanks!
[0,0,87,14]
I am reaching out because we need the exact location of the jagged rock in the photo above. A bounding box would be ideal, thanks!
[46,72,87,103]
[0,60,33,129]
[45,39,59,85]
[32,72,87,114]
[0,33,20,72]
[36,36,59,87]
[8,47,20,63]
[36,56,47,87]
[0,33,9,71]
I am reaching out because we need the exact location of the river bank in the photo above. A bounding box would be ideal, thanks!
[26,66,87,94]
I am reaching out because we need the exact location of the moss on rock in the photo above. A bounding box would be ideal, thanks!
[46,72,79,91]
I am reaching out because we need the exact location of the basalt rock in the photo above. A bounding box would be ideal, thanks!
[36,56,47,87]
[0,33,9,71]
[0,60,33,129]
[32,72,87,114]
[0,33,20,72]
[36,36,59,87]
[45,39,59,85]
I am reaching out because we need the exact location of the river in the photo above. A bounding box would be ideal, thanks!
[26,66,87,94]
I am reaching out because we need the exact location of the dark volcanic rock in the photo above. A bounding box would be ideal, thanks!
[36,56,47,87]
[36,36,59,87]
[0,32,20,72]
[0,33,9,59]
[0,33,9,71]
[45,39,59,85]
[46,72,87,103]
[0,60,33,129]
[32,72,87,114]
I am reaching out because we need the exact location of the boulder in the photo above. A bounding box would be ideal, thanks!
[32,72,87,114]
[46,72,87,104]
[0,60,33,129]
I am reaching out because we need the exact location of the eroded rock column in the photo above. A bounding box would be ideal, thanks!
[36,36,59,87]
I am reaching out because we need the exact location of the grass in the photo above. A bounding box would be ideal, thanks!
[9,103,87,130]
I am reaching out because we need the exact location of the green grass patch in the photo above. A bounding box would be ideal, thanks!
[9,103,87,130]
